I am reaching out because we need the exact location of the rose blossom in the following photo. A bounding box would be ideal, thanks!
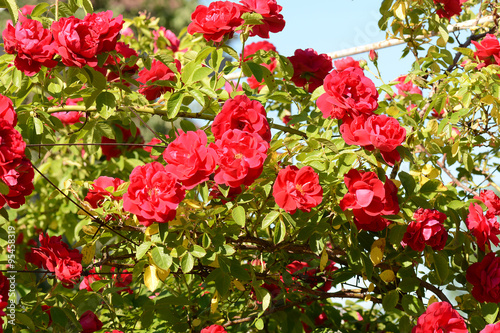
[79,310,103,333]
[79,268,102,292]
[273,165,323,214]
[123,162,186,227]
[85,176,125,208]
[411,302,467,333]
[211,129,269,188]
[472,34,500,68]
[83,11,123,54]
[466,202,500,251]
[212,95,271,142]
[144,137,163,160]
[481,323,500,333]
[0,273,9,303]
[402,208,448,251]
[334,57,360,71]
[163,130,218,189]
[317,67,378,120]
[137,59,181,101]
[187,1,245,43]
[101,124,143,160]
[0,95,16,127]
[394,75,422,97]
[466,252,500,303]
[239,0,285,38]
[339,169,399,232]
[55,257,83,288]
[475,190,500,215]
[3,18,58,76]
[288,48,333,93]
[0,158,34,209]
[201,325,227,333]
[153,27,181,53]
[0,120,26,174]
[244,41,277,91]
[434,0,467,19]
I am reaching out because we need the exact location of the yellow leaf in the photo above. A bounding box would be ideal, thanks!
[192,319,201,327]
[145,224,159,236]
[368,283,375,292]
[320,248,328,272]
[211,292,219,314]
[386,106,400,116]
[393,1,406,20]
[82,225,99,236]
[156,267,170,281]
[144,265,160,292]
[452,140,460,157]
[390,179,402,188]
[209,256,220,268]
[64,179,72,189]
[370,247,384,266]
[233,280,245,292]
[481,95,495,105]
[184,199,203,209]
[428,295,438,306]
[422,164,440,179]
[81,243,96,265]
[380,269,395,283]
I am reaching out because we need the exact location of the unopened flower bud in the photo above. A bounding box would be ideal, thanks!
[369,49,378,62]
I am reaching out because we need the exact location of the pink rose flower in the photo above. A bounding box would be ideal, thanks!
[201,325,227,333]
[137,59,181,101]
[85,176,125,209]
[239,0,285,38]
[211,129,269,188]
[288,48,333,93]
[481,323,500,333]
[187,1,245,43]
[317,67,378,120]
[394,75,422,97]
[55,257,83,288]
[2,18,57,76]
[334,57,360,71]
[0,158,34,209]
[212,95,271,142]
[273,165,323,214]
[163,130,218,189]
[123,162,186,227]
[339,169,399,232]
[467,252,500,303]
[472,34,500,68]
[153,27,181,53]
[466,202,500,251]
[402,208,448,251]
[0,94,17,126]
[475,190,500,215]
[412,302,467,333]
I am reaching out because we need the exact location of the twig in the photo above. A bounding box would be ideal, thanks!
[418,278,451,304]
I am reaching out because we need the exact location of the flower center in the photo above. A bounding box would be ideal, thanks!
[234,153,243,159]
[295,184,304,194]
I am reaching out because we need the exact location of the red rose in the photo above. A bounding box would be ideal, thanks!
[0,273,9,303]
[411,302,467,333]
[79,310,104,333]
[466,202,500,251]
[153,27,181,53]
[481,323,500,333]
[85,176,125,208]
[472,34,500,68]
[0,120,26,174]
[105,331,124,333]
[2,18,58,76]
[433,0,466,19]
[288,48,333,93]
[369,50,378,62]
[101,124,143,160]
[211,129,269,188]
[273,165,323,214]
[83,11,123,54]
[239,0,285,38]
[467,252,500,303]
[187,2,245,43]
[286,260,336,292]
[244,41,277,58]
[144,137,163,160]
[394,75,422,97]
[339,169,399,232]
[0,95,16,127]
[334,57,360,71]
[113,268,133,291]
[137,59,181,101]
[123,162,186,227]
[163,130,218,189]
[201,325,227,333]
[317,68,378,120]
[340,114,372,147]
[212,95,271,142]
[402,208,448,251]
[50,97,85,125]
[0,158,34,209]
[55,257,83,288]
[79,268,102,292]
[475,190,500,215]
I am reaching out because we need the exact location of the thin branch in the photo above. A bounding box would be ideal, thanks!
[418,278,451,304]
[30,161,139,246]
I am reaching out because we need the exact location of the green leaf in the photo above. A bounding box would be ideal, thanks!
[281,212,296,228]
[0,179,9,195]
[242,61,263,82]
[16,312,35,331]
[181,252,194,273]
[388,224,407,246]
[253,286,271,312]
[190,245,206,258]
[432,252,449,284]
[91,280,109,292]
[401,295,424,316]
[262,211,279,228]
[192,67,213,83]
[167,92,184,119]
[81,0,93,13]
[273,219,286,244]
[96,92,116,120]
[151,247,172,271]
[482,303,499,324]
[232,206,246,227]
[382,289,399,312]
[31,3,50,17]
[399,171,415,196]
[2,0,19,24]
[34,117,44,135]
[136,242,151,260]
